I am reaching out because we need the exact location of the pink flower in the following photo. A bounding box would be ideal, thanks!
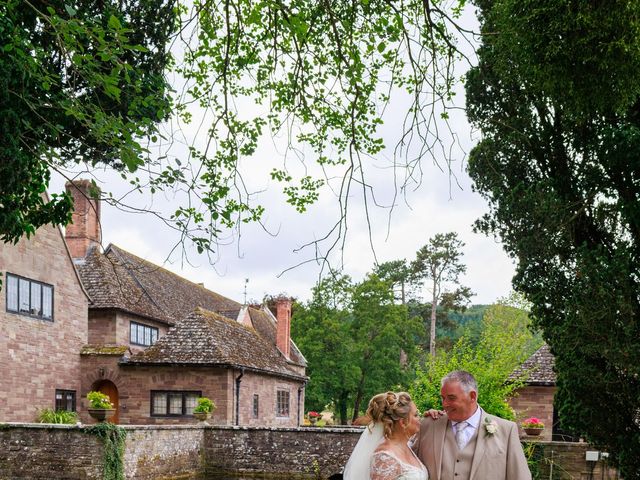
[521,417,544,428]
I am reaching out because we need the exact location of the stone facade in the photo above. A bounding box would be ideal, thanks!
[0,223,89,422]
[78,357,303,427]
[510,385,556,441]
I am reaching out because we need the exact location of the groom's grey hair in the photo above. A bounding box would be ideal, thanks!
[441,370,478,394]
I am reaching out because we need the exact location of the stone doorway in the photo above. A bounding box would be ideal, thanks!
[93,379,119,424]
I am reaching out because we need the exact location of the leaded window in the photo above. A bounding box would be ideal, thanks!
[150,391,201,417]
[5,273,53,321]
[130,321,159,346]
[55,390,76,412]
[276,389,290,417]
[253,394,259,418]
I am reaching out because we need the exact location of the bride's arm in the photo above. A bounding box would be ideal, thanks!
[370,451,403,480]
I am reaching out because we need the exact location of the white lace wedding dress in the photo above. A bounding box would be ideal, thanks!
[370,450,429,480]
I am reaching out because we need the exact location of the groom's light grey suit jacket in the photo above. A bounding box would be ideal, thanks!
[412,408,531,480]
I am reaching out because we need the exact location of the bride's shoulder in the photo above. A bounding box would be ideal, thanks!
[373,448,396,457]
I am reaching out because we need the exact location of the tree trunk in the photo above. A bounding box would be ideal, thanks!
[338,392,349,425]
[351,371,367,423]
[430,278,438,357]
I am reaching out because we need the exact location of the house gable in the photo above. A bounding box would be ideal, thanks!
[0,219,89,421]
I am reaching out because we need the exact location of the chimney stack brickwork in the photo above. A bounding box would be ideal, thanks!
[65,180,101,259]
[275,297,292,359]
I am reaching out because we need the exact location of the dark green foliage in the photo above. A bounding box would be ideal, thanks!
[291,271,424,424]
[466,0,640,476]
[0,0,176,244]
[85,422,126,480]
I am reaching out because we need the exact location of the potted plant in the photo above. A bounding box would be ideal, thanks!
[192,397,215,422]
[308,411,320,425]
[86,391,115,422]
[521,417,545,436]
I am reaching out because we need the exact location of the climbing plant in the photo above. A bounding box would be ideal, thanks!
[85,423,127,480]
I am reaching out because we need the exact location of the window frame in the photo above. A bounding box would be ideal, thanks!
[55,389,77,412]
[150,390,202,417]
[130,321,159,347]
[276,389,290,417]
[5,272,54,321]
[253,394,259,419]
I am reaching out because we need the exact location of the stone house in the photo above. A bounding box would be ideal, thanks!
[509,343,578,441]
[0,181,307,426]
[0,193,90,422]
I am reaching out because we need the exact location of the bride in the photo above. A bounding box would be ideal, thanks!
[344,391,428,480]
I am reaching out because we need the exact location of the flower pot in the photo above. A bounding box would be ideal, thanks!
[524,427,543,436]
[193,411,210,422]
[88,408,116,422]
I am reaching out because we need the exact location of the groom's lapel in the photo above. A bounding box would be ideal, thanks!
[434,416,448,479]
[470,408,488,480]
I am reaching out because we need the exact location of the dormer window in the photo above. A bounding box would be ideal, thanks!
[130,321,159,347]
[5,273,53,321]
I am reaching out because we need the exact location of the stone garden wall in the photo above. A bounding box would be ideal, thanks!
[0,424,104,479]
[123,425,204,479]
[0,423,620,479]
[203,425,362,478]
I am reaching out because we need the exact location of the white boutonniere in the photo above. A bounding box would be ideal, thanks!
[484,417,498,435]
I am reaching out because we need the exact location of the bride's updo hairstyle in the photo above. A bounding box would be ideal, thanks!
[365,391,413,438]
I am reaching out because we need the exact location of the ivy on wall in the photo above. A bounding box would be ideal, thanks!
[85,423,127,480]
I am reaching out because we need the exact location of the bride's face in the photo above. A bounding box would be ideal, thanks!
[403,402,421,437]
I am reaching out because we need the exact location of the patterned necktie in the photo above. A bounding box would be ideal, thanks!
[455,421,468,450]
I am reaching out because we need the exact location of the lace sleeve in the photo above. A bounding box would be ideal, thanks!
[370,451,403,480]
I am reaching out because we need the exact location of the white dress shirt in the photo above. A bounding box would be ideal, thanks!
[451,406,481,449]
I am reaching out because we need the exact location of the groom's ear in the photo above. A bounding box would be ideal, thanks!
[470,390,478,403]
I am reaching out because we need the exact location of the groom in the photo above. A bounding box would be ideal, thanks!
[412,370,531,480]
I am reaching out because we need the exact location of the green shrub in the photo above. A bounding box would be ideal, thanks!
[87,391,113,409]
[193,397,215,413]
[36,408,78,424]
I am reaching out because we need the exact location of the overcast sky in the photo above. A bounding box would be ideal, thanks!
[49,8,517,306]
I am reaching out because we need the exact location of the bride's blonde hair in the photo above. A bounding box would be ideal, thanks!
[365,391,413,438]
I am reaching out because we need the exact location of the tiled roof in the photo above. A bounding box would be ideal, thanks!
[124,308,306,380]
[510,344,556,385]
[77,243,304,370]
[77,245,241,325]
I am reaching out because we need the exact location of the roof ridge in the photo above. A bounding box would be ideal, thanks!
[109,244,242,309]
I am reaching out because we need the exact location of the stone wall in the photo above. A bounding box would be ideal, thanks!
[524,440,618,480]
[510,385,556,441]
[203,426,361,478]
[0,423,620,480]
[123,425,204,479]
[0,424,103,479]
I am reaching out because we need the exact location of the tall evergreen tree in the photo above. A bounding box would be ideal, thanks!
[466,1,640,475]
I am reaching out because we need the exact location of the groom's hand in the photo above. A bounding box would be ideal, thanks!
[423,409,444,420]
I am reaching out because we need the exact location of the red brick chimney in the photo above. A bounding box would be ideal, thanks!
[65,180,101,259]
[275,297,292,359]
